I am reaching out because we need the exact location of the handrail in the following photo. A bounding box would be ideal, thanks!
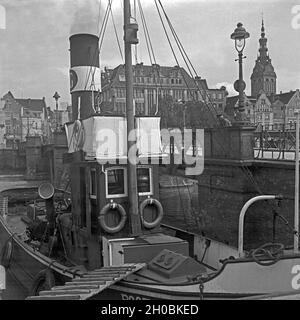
[238,194,283,257]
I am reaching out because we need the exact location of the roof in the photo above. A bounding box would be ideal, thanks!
[224,95,239,115]
[102,64,209,90]
[273,91,296,105]
[1,91,46,113]
[16,98,46,112]
[1,91,14,101]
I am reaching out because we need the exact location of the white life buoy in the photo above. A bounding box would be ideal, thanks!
[140,198,164,229]
[98,203,127,234]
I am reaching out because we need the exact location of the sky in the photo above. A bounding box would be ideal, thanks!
[0,0,299,108]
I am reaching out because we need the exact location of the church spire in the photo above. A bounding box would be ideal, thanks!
[261,13,265,37]
[258,17,268,62]
[250,17,277,97]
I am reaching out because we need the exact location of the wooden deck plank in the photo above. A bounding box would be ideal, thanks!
[26,263,145,300]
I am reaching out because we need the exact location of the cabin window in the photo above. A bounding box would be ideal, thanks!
[90,168,97,199]
[137,167,153,196]
[105,167,127,198]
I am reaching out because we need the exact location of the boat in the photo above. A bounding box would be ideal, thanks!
[1,0,300,300]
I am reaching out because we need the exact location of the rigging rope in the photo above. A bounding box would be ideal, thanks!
[109,4,124,62]
[97,0,102,35]
[137,0,154,65]
[84,0,112,92]
[134,0,138,64]
[154,0,263,195]
[157,0,219,119]
[135,0,164,115]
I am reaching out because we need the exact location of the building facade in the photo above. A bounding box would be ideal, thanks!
[254,91,273,126]
[0,91,47,147]
[101,64,227,116]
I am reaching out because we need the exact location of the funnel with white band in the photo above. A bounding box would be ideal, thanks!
[69,33,101,121]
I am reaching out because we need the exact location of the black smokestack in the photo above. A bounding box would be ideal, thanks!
[69,33,100,121]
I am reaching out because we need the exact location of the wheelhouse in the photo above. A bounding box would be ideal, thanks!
[63,115,174,269]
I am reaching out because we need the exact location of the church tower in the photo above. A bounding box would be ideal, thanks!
[250,19,277,97]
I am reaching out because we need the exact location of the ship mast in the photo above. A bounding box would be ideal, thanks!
[124,0,142,236]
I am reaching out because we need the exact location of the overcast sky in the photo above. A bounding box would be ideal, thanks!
[0,0,299,108]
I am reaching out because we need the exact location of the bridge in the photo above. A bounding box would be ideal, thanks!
[254,123,299,160]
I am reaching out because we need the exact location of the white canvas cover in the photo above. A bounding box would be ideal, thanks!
[65,116,162,160]
[136,117,162,157]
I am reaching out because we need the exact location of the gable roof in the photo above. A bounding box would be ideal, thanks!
[1,91,46,113]
[1,91,14,101]
[15,98,46,112]
[273,91,296,105]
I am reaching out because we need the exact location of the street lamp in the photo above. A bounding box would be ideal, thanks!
[53,91,60,131]
[231,22,250,124]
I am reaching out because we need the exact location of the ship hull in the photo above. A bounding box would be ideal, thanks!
[0,215,244,300]
[2,189,300,300]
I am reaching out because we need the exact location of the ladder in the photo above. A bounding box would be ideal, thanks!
[26,263,145,300]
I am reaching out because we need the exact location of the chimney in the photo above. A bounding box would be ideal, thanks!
[69,33,101,121]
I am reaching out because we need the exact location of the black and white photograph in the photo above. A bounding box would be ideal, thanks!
[0,0,300,305]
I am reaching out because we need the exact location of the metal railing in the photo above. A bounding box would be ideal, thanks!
[254,125,299,160]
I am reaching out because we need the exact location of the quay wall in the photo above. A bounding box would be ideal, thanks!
[196,159,296,250]
[161,126,298,251]
[0,149,26,171]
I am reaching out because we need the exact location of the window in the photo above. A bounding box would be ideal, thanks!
[90,168,97,199]
[119,75,125,82]
[105,167,127,198]
[135,102,145,115]
[116,102,125,114]
[137,167,152,195]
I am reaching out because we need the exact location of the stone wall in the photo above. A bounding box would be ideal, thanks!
[25,136,49,179]
[166,125,298,252]
[0,149,26,171]
[196,160,296,250]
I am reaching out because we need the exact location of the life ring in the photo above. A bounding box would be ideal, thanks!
[140,198,164,229]
[0,238,13,268]
[29,269,56,296]
[98,203,127,234]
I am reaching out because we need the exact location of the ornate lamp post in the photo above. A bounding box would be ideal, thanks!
[53,91,60,131]
[231,22,250,124]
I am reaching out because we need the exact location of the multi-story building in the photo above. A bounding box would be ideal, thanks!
[225,90,300,129]
[0,91,47,147]
[101,63,227,116]
[254,91,273,126]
